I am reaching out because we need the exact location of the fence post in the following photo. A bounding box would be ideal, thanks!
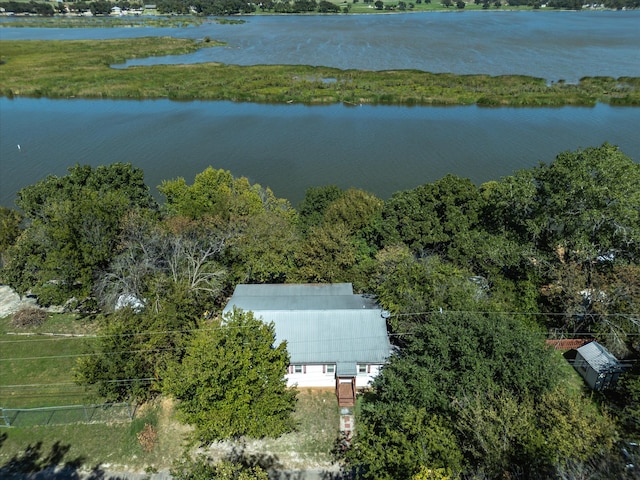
[1,408,9,427]
[47,409,55,426]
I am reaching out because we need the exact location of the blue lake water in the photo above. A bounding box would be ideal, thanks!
[2,98,639,207]
[2,11,640,81]
[1,12,639,207]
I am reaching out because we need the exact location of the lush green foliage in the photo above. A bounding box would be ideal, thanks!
[296,185,344,234]
[171,456,268,480]
[163,309,297,443]
[158,166,298,285]
[2,39,640,106]
[0,1,54,15]
[1,163,155,305]
[157,0,256,14]
[381,174,483,255]
[1,143,639,477]
[0,206,22,267]
[346,307,620,478]
[75,283,202,401]
[159,166,295,223]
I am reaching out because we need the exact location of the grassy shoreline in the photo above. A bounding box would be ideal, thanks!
[1,37,639,106]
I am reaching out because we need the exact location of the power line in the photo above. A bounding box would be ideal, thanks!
[0,378,155,389]
[2,328,639,362]
[2,308,638,345]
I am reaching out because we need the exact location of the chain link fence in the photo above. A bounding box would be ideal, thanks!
[0,402,134,428]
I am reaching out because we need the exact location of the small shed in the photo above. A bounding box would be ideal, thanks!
[574,341,624,391]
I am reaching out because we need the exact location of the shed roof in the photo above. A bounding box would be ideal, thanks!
[223,284,391,369]
[577,341,621,372]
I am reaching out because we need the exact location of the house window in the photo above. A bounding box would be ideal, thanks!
[326,364,335,374]
[358,364,368,375]
[294,365,303,374]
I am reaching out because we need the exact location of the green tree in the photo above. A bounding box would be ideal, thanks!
[293,187,382,288]
[292,222,358,284]
[296,185,344,234]
[75,283,202,401]
[225,211,300,284]
[618,369,640,436]
[373,252,482,332]
[534,386,617,468]
[95,212,228,313]
[487,144,640,267]
[172,456,268,480]
[89,0,113,14]
[531,144,640,265]
[0,206,22,267]
[452,390,542,477]
[163,309,297,443]
[2,164,155,305]
[346,406,462,480]
[381,175,483,257]
[318,0,341,11]
[159,167,294,225]
[348,310,560,479]
[323,188,382,234]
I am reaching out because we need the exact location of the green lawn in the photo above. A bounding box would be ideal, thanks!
[234,388,341,468]
[0,314,100,409]
[1,311,602,474]
[0,390,340,473]
[0,312,341,472]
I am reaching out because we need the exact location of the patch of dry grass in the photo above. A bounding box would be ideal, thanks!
[205,389,341,470]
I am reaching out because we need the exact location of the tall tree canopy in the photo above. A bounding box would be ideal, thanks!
[2,163,156,305]
[486,143,640,265]
[159,166,295,223]
[163,309,297,443]
[381,174,483,256]
[0,206,22,267]
[346,308,618,479]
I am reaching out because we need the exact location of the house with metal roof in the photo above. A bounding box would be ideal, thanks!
[222,283,392,406]
[574,341,624,391]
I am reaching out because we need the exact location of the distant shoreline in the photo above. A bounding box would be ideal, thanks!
[0,5,634,26]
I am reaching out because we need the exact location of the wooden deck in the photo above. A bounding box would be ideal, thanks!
[336,377,355,407]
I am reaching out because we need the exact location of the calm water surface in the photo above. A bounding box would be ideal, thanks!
[2,98,639,207]
[1,12,639,207]
[2,11,640,81]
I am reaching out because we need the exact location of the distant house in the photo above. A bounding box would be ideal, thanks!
[574,341,624,391]
[223,283,392,406]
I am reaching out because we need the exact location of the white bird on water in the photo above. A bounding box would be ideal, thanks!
[17,144,20,151]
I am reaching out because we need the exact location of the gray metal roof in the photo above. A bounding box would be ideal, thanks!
[224,284,391,366]
[577,341,621,372]
[225,283,378,311]
[233,283,354,297]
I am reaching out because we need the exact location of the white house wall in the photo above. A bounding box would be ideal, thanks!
[287,364,334,388]
[356,364,383,388]
[286,364,383,388]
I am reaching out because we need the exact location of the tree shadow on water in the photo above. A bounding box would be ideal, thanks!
[0,439,125,480]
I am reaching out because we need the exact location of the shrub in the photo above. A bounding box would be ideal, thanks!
[11,306,48,328]
[137,423,158,452]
